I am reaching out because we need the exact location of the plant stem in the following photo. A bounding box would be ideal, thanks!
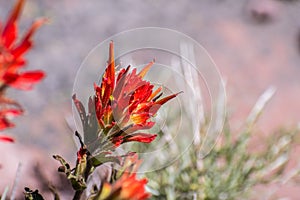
[72,154,93,200]
[73,190,83,200]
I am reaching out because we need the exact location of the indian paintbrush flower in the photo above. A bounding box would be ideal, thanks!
[0,0,46,134]
[66,41,180,199]
[73,41,180,151]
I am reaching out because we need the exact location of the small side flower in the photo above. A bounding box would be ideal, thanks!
[91,154,150,200]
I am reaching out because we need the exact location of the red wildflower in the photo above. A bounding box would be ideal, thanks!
[73,41,180,158]
[100,174,149,200]
[0,0,45,133]
[73,41,180,151]
[0,0,45,90]
[91,41,180,147]
[97,154,150,200]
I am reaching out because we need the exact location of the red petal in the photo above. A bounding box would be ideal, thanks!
[0,109,23,131]
[138,60,154,78]
[148,87,162,101]
[5,59,27,73]
[0,135,14,143]
[11,39,32,59]
[154,91,182,105]
[3,70,45,90]
[124,133,157,143]
[112,135,123,147]
[126,121,155,133]
[2,22,17,48]
[0,109,23,117]
[11,18,47,58]
[114,65,130,100]
[0,118,14,131]
[108,40,115,90]
[2,0,25,48]
[130,113,151,124]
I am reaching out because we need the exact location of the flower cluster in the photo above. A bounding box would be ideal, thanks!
[0,0,45,142]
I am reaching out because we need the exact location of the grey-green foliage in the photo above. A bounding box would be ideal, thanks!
[145,87,300,200]
[147,121,298,200]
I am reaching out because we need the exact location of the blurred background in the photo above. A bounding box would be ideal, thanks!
[0,0,300,199]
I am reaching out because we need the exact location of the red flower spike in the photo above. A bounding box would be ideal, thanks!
[91,41,181,147]
[74,41,180,150]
